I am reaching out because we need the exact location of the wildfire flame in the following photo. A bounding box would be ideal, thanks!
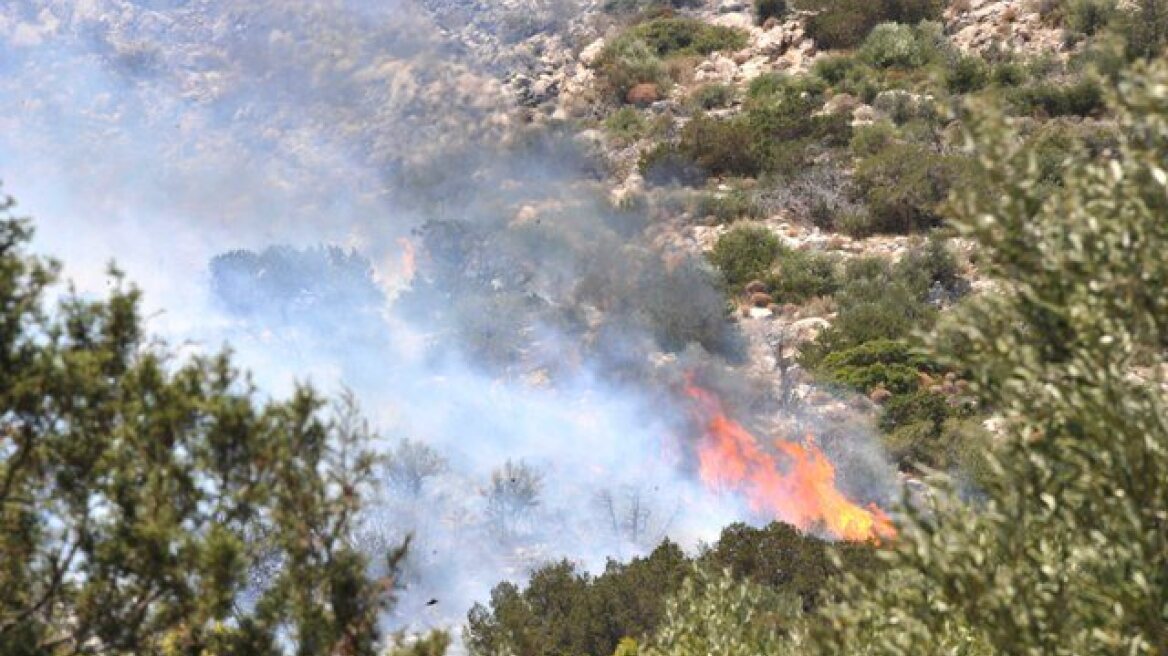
[684,378,896,542]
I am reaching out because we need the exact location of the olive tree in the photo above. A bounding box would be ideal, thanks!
[815,58,1168,655]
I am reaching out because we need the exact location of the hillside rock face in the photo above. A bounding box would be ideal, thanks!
[946,0,1072,56]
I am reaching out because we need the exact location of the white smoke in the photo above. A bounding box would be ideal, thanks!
[0,0,894,640]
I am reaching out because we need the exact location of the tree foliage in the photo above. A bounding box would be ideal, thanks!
[814,55,1168,656]
[0,197,399,655]
[464,522,874,656]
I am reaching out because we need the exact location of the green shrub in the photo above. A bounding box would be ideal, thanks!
[606,106,649,141]
[1066,0,1117,36]
[812,54,862,85]
[766,248,841,303]
[879,389,950,433]
[755,0,789,24]
[850,120,898,157]
[595,36,668,102]
[642,80,847,185]
[676,113,764,177]
[880,393,977,469]
[1007,78,1106,117]
[858,23,933,69]
[689,82,736,110]
[850,143,966,235]
[1022,120,1119,186]
[1118,0,1168,61]
[626,18,748,57]
[467,521,876,656]
[794,0,944,49]
[696,190,765,223]
[797,0,883,49]
[800,256,938,366]
[816,55,1168,656]
[747,104,852,174]
[819,339,934,395]
[746,72,827,105]
[894,235,963,296]
[639,143,708,186]
[882,419,942,467]
[871,89,938,125]
[947,53,991,93]
[991,60,1028,87]
[709,225,783,288]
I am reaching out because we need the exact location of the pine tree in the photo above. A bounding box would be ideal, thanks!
[0,192,402,655]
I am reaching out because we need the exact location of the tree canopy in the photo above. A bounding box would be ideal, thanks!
[0,196,400,655]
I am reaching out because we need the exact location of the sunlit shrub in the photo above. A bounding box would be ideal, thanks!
[850,143,966,235]
[625,17,748,57]
[709,225,782,288]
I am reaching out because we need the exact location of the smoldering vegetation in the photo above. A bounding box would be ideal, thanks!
[0,0,897,636]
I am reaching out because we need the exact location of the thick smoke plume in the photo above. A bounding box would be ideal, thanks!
[0,0,896,637]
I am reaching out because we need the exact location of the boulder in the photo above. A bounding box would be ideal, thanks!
[579,38,606,67]
[790,317,830,343]
[626,83,660,106]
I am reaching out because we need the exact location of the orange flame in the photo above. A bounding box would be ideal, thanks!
[397,237,417,283]
[685,378,896,542]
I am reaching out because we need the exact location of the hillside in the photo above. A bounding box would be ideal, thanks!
[1,0,1165,654]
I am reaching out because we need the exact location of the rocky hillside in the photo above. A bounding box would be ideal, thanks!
[414,0,1134,478]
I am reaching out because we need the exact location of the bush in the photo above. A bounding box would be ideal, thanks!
[642,80,848,185]
[818,339,934,395]
[894,236,963,296]
[467,522,877,656]
[849,120,898,157]
[638,257,744,356]
[595,36,668,102]
[746,72,827,105]
[799,256,938,366]
[1118,0,1168,61]
[1007,78,1106,117]
[797,0,883,49]
[696,190,765,223]
[858,23,932,69]
[689,82,736,110]
[676,113,764,177]
[625,17,748,57]
[1066,0,1117,36]
[606,106,649,141]
[871,89,938,125]
[755,0,789,24]
[709,225,783,288]
[850,143,966,235]
[639,143,708,186]
[991,60,1028,87]
[766,248,841,303]
[1024,120,1120,186]
[812,54,862,85]
[879,389,951,433]
[947,53,991,93]
[794,0,945,49]
[816,55,1168,656]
